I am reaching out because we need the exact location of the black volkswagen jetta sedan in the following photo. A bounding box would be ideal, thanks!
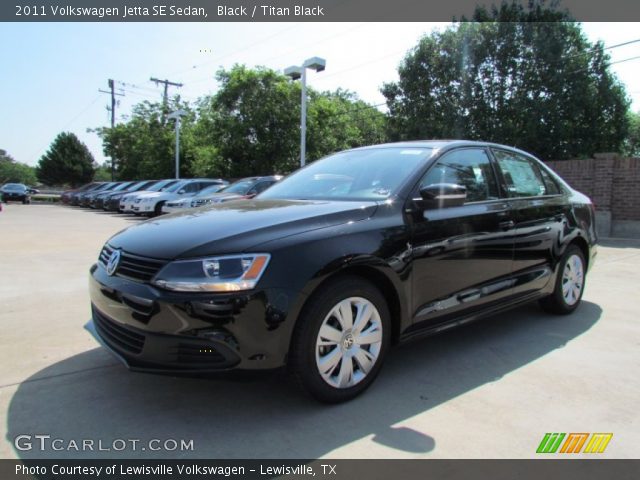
[87,140,596,402]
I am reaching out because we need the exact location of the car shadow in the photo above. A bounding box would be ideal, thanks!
[6,301,601,459]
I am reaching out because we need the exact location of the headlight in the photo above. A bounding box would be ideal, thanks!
[152,254,270,292]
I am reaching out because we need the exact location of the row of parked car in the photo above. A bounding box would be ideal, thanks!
[61,176,282,216]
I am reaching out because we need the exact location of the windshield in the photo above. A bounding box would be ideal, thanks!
[165,180,188,193]
[3,183,24,191]
[92,183,113,192]
[196,184,226,196]
[149,179,176,191]
[222,179,256,194]
[125,181,149,191]
[259,147,433,201]
[111,182,133,192]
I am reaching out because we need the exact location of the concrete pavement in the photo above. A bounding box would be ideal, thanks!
[0,204,638,459]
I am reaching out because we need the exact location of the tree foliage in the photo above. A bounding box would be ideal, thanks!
[624,111,640,157]
[36,132,95,186]
[94,99,193,180]
[96,65,387,179]
[382,0,630,160]
[0,150,37,185]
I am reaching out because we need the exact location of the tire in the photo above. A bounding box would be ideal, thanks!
[152,201,165,217]
[289,276,391,403]
[539,245,586,315]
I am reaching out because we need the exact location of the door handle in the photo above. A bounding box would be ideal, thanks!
[499,220,515,230]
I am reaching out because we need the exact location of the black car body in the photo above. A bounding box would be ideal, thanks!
[1,183,32,203]
[80,182,122,207]
[76,182,114,207]
[62,182,102,205]
[87,141,597,402]
[92,182,134,209]
[103,180,159,212]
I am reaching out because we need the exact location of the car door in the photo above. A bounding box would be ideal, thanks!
[491,148,570,297]
[410,147,516,327]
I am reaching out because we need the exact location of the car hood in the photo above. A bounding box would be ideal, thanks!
[203,192,246,202]
[108,199,378,259]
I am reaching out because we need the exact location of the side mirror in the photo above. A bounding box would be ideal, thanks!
[416,183,467,209]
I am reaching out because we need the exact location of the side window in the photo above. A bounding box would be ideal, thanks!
[538,167,562,195]
[254,181,274,194]
[183,182,200,193]
[419,148,499,203]
[493,150,548,197]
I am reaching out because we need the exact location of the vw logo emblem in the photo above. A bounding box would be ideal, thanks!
[106,249,122,276]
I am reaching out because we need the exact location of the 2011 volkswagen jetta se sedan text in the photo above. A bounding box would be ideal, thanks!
[87,140,597,402]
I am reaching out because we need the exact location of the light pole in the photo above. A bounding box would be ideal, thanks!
[167,109,187,179]
[284,57,326,167]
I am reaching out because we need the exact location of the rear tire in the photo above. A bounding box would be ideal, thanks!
[289,276,391,403]
[539,245,586,315]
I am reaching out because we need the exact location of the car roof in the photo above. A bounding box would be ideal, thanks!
[350,140,540,159]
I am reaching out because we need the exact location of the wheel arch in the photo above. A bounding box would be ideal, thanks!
[294,260,408,346]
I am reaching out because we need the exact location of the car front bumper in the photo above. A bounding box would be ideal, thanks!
[161,205,184,214]
[132,203,154,213]
[88,263,302,373]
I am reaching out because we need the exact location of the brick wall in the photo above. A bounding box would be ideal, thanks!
[544,154,640,222]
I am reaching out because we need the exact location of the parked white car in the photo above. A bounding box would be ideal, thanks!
[162,183,228,214]
[132,179,226,216]
[120,179,179,213]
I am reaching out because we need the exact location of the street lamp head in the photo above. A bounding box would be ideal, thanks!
[303,57,326,72]
[167,109,187,120]
[284,66,303,80]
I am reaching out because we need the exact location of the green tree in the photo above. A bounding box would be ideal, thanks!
[199,65,388,177]
[624,111,640,157]
[382,0,630,159]
[204,65,301,177]
[36,132,95,186]
[0,150,37,185]
[306,89,387,161]
[93,162,113,181]
[94,98,193,180]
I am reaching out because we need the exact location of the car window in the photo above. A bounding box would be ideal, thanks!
[493,150,548,197]
[182,182,200,193]
[538,166,562,195]
[250,181,274,195]
[419,148,499,202]
[260,147,433,201]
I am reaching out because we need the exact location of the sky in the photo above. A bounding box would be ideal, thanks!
[1,22,639,166]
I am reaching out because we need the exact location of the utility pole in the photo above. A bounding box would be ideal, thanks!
[99,79,124,180]
[150,77,183,117]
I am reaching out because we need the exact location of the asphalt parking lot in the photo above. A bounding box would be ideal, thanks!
[1,204,638,459]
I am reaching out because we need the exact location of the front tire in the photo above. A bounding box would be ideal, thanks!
[290,276,391,403]
[539,245,586,315]
[152,201,165,217]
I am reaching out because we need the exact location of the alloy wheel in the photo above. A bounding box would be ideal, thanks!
[315,297,383,389]
[562,254,584,306]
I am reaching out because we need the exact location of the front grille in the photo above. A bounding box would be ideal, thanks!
[175,343,227,365]
[93,307,145,355]
[99,244,166,282]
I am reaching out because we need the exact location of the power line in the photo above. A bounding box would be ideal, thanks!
[165,23,304,80]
